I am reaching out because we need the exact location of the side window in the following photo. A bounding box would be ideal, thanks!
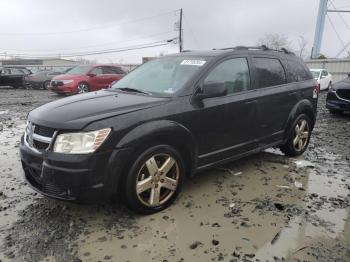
[102,67,115,74]
[253,58,286,88]
[322,70,328,77]
[90,67,103,75]
[284,59,313,82]
[204,58,250,94]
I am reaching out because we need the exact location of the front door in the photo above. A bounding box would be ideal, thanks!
[194,57,259,166]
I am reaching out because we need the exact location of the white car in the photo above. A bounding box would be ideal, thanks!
[310,69,333,90]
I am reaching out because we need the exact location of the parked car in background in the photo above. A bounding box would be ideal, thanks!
[49,65,126,95]
[0,67,32,88]
[326,74,350,114]
[20,46,318,213]
[310,69,332,90]
[24,70,64,89]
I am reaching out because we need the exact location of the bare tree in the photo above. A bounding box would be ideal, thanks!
[296,36,309,59]
[257,33,291,50]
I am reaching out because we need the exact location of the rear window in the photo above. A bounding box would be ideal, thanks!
[253,57,286,88]
[285,59,313,82]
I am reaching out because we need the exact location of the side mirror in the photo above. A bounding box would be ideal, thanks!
[87,73,96,77]
[195,82,227,100]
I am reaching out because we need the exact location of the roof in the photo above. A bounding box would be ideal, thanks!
[167,46,296,58]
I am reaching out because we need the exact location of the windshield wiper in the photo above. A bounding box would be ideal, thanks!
[115,87,151,95]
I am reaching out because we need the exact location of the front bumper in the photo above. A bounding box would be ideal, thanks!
[49,83,76,95]
[326,91,350,111]
[20,135,131,201]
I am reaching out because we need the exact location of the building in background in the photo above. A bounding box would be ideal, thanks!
[0,58,79,73]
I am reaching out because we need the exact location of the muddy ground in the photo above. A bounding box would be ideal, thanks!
[0,87,349,262]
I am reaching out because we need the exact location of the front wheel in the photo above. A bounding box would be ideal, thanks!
[77,82,89,94]
[280,114,312,157]
[124,145,185,214]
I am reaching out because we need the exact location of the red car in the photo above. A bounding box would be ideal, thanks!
[49,65,126,95]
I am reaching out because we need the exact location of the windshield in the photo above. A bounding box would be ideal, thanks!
[111,56,208,95]
[311,71,320,79]
[65,66,91,75]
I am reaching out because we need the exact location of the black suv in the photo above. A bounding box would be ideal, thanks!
[20,46,318,213]
[0,67,32,88]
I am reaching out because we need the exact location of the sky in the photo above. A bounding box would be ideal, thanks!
[0,0,350,64]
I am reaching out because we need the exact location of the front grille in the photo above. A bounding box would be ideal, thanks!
[34,140,49,150]
[43,183,66,196]
[51,80,63,87]
[336,89,350,101]
[35,125,55,137]
[26,122,56,152]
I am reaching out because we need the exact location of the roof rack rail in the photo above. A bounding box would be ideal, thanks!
[213,45,295,55]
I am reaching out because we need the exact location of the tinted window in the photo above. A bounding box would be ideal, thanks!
[204,58,250,94]
[285,59,313,82]
[253,58,286,88]
[90,67,103,75]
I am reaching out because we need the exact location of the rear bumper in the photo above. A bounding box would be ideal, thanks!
[19,135,131,202]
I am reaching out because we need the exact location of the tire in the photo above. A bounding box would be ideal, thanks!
[77,82,90,94]
[42,80,51,90]
[329,109,343,115]
[124,145,185,214]
[280,114,312,157]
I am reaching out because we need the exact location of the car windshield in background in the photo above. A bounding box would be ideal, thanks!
[311,71,320,79]
[65,66,91,75]
[111,57,208,95]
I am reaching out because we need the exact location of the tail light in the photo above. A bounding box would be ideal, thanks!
[313,84,320,99]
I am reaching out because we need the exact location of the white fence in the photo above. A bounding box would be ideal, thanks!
[305,59,350,83]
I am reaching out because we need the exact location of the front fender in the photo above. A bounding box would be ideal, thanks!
[116,120,198,174]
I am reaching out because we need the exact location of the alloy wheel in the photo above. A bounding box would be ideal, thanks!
[136,154,179,207]
[293,119,309,151]
[77,83,89,93]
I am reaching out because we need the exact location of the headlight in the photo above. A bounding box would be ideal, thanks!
[53,128,111,154]
[62,80,74,84]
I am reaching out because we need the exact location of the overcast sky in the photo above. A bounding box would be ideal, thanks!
[0,0,350,63]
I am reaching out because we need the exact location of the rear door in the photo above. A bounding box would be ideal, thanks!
[194,56,260,165]
[250,56,296,146]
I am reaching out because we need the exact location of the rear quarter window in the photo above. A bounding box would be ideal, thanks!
[284,59,313,82]
[253,57,286,88]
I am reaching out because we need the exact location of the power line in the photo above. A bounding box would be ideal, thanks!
[329,0,350,31]
[0,10,180,36]
[326,13,346,49]
[3,39,176,59]
[0,31,175,52]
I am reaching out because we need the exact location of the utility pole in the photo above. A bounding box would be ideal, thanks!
[179,8,183,53]
[312,0,328,59]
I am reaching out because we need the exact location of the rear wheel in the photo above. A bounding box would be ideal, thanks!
[280,114,311,157]
[124,145,185,214]
[77,82,89,94]
[42,80,51,90]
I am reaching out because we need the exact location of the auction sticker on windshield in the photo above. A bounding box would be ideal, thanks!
[180,60,206,66]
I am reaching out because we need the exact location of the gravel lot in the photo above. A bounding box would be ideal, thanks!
[0,87,349,262]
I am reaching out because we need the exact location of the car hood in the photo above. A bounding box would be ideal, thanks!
[333,79,350,90]
[28,90,169,130]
